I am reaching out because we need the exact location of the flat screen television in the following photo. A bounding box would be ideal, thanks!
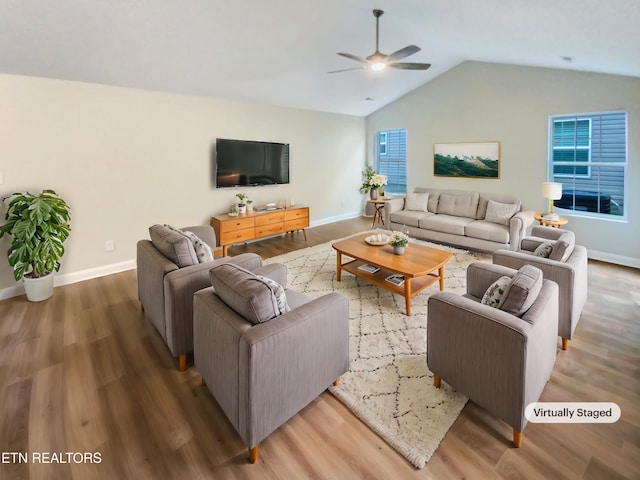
[214,138,290,188]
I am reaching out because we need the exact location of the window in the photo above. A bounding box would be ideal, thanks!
[374,129,406,194]
[379,132,387,155]
[548,111,627,218]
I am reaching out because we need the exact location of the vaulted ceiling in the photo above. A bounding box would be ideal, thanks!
[1,0,638,116]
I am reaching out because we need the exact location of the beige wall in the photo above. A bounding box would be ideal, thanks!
[367,61,640,266]
[0,74,365,295]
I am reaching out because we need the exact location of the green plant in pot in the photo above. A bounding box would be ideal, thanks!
[0,189,71,301]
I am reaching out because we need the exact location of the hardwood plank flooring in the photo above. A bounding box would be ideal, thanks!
[0,216,638,479]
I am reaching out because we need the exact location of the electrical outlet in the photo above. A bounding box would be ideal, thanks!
[105,240,115,251]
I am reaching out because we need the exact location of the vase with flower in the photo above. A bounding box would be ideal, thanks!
[359,166,388,200]
[389,231,409,255]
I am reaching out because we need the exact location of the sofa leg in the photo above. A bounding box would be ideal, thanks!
[249,445,259,463]
[433,374,441,388]
[333,378,340,386]
[140,302,145,313]
[513,429,522,448]
[179,354,187,371]
[562,338,569,351]
[201,377,206,386]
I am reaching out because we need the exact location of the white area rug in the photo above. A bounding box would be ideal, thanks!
[266,235,491,469]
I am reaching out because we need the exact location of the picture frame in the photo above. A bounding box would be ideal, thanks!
[433,141,500,178]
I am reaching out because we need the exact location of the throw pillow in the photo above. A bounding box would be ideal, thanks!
[405,192,429,212]
[166,225,214,263]
[484,200,519,226]
[499,264,544,317]
[481,276,511,308]
[209,263,289,324]
[149,224,198,268]
[533,241,554,258]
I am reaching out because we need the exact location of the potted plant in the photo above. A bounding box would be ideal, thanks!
[0,189,71,301]
[235,193,248,214]
[246,199,254,213]
[359,166,387,200]
[389,231,409,255]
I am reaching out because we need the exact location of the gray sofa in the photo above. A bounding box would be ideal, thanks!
[194,262,349,463]
[136,224,262,370]
[384,188,534,252]
[428,262,559,447]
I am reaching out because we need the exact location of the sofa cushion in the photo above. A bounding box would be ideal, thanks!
[149,224,198,268]
[481,276,511,308]
[549,231,575,262]
[499,265,544,317]
[484,200,519,226]
[464,220,510,244]
[437,193,479,219]
[477,194,521,219]
[209,263,290,324]
[390,209,433,228]
[533,241,554,258]
[166,225,214,263]
[419,214,474,236]
[405,192,429,212]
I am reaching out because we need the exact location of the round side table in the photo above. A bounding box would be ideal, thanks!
[368,199,387,228]
[534,212,568,228]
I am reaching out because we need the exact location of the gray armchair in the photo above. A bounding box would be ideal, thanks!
[194,262,349,463]
[427,262,558,447]
[136,224,262,370]
[493,226,588,350]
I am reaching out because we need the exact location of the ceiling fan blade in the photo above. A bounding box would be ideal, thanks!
[337,52,368,64]
[389,62,431,70]
[386,45,421,62]
[327,66,367,74]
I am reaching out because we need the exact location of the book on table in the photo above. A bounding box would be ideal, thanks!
[358,264,380,273]
[385,274,405,286]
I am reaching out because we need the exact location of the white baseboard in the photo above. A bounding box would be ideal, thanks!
[310,211,362,227]
[0,259,137,301]
[588,250,640,269]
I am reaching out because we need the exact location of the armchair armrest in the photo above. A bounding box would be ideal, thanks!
[530,226,568,241]
[254,263,288,288]
[383,197,405,226]
[509,210,535,251]
[238,292,349,447]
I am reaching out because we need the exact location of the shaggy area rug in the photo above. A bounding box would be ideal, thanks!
[266,234,491,468]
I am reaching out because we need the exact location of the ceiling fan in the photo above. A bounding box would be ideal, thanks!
[329,9,431,74]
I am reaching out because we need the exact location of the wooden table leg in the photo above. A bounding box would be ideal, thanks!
[336,251,342,281]
[439,266,445,291]
[404,277,412,316]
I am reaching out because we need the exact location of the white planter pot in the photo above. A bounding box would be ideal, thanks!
[23,274,55,302]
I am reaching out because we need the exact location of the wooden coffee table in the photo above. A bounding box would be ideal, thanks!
[332,233,453,315]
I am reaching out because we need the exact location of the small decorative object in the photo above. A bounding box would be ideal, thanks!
[235,193,248,214]
[246,199,254,213]
[433,141,500,178]
[359,165,387,199]
[229,206,238,217]
[0,189,71,301]
[389,231,409,255]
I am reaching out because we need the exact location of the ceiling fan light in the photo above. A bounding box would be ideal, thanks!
[371,62,386,71]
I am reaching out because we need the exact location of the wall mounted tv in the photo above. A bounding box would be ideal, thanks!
[214,138,290,188]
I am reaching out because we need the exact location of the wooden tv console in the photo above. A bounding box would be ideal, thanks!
[211,206,309,256]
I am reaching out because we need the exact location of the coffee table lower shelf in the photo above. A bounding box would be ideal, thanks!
[338,259,443,315]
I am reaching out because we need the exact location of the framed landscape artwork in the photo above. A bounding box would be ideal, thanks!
[433,141,500,178]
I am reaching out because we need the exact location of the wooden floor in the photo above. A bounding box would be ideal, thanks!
[0,216,638,479]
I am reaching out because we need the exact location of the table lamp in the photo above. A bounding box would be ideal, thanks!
[542,182,563,214]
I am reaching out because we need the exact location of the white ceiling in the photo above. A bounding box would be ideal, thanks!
[1,0,639,116]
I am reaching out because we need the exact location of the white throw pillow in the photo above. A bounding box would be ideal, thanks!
[533,241,554,258]
[484,200,519,226]
[481,276,511,308]
[405,193,429,212]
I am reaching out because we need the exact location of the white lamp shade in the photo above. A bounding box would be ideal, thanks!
[542,182,563,200]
